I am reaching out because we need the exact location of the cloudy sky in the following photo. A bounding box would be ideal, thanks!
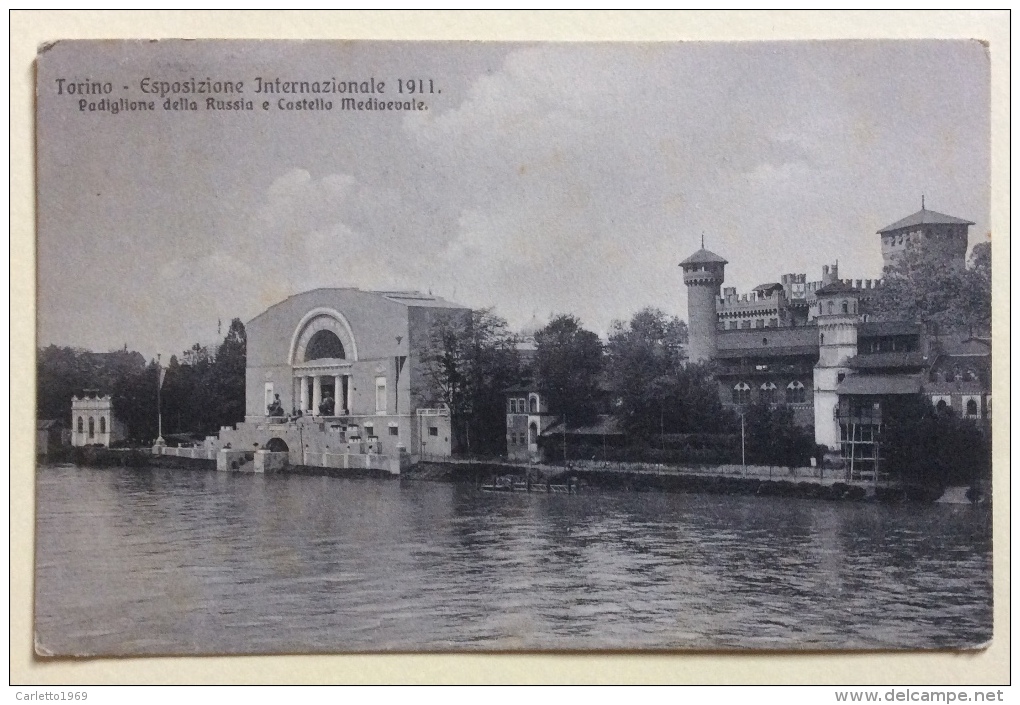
[36,40,989,359]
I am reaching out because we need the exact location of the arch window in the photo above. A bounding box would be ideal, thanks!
[529,396,538,413]
[827,301,834,315]
[760,382,777,404]
[304,329,345,361]
[732,382,751,405]
[936,399,949,413]
[77,417,84,433]
[528,422,538,446]
[841,301,849,314]
[88,417,95,437]
[99,417,106,434]
[786,381,806,404]
[966,399,979,417]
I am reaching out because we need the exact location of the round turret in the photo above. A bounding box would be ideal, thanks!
[680,247,727,363]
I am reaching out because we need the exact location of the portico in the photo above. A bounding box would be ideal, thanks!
[293,364,353,416]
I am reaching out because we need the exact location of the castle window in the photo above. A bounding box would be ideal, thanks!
[762,337,768,346]
[827,301,834,315]
[529,396,538,413]
[88,417,95,437]
[841,301,848,314]
[389,426,399,436]
[820,333,825,345]
[936,399,949,413]
[99,417,106,434]
[508,398,517,414]
[732,382,751,405]
[429,427,438,437]
[755,319,765,329]
[786,381,806,404]
[77,417,83,433]
[760,382,777,404]
[375,376,387,414]
[966,399,978,417]
[741,320,750,329]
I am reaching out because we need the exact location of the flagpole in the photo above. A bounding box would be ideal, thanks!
[155,353,165,448]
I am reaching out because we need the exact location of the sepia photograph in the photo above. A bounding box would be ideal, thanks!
[33,37,994,658]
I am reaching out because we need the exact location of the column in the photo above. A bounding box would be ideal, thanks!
[333,375,342,415]
[312,376,322,415]
[346,375,353,414]
[300,376,308,413]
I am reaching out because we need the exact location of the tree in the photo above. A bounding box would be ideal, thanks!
[870,242,991,336]
[209,318,247,429]
[605,308,734,437]
[534,314,604,425]
[880,395,990,490]
[742,402,816,467]
[414,308,523,455]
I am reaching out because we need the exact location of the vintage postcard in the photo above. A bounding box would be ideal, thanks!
[34,38,993,657]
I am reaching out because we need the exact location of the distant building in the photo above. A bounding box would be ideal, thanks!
[878,200,973,270]
[505,387,557,461]
[217,288,469,468]
[71,392,126,447]
[682,204,988,467]
[36,419,69,455]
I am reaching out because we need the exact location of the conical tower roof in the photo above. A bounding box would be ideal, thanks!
[878,207,973,234]
[680,248,728,267]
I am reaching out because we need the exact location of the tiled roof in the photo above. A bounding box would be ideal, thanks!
[714,345,819,360]
[858,320,922,337]
[847,352,927,370]
[878,208,974,234]
[813,281,858,297]
[679,248,728,266]
[836,374,922,396]
[541,414,623,436]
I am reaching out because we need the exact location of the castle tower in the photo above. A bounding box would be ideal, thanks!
[812,282,861,448]
[877,199,973,271]
[680,245,727,363]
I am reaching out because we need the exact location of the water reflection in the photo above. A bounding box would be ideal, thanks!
[35,465,991,655]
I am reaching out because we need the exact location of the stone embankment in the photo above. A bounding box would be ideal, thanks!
[43,447,959,503]
[406,458,946,503]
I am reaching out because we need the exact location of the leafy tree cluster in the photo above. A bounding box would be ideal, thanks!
[161,318,247,438]
[37,318,247,444]
[534,314,605,425]
[880,394,990,490]
[604,307,730,437]
[870,242,991,336]
[414,308,523,456]
[741,402,819,467]
[37,345,158,440]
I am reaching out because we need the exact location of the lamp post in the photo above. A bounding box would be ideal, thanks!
[740,407,746,475]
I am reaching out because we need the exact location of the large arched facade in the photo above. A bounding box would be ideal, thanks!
[223,288,471,468]
[287,308,359,417]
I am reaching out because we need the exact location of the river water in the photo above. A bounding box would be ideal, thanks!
[34,464,992,655]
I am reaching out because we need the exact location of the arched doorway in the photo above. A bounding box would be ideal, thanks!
[266,437,290,453]
[528,421,538,452]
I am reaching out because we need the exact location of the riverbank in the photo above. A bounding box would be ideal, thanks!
[41,447,975,504]
[404,459,953,503]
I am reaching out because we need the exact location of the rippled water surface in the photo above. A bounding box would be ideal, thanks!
[35,465,992,655]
